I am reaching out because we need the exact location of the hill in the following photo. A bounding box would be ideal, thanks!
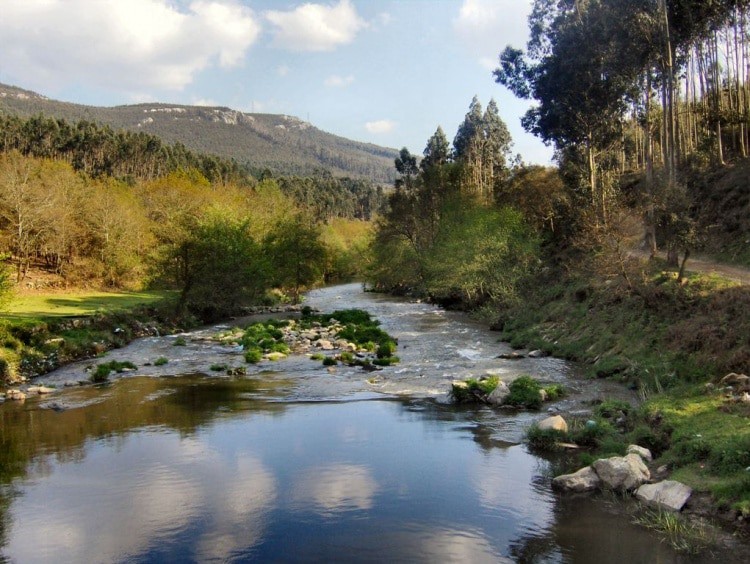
[0,83,397,183]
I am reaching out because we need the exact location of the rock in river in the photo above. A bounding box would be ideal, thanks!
[552,466,601,492]
[592,453,650,492]
[635,480,692,512]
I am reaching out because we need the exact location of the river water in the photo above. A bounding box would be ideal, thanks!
[0,284,744,562]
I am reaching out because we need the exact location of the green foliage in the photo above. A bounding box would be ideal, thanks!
[451,376,500,403]
[154,357,168,366]
[526,424,568,450]
[310,353,325,361]
[322,356,337,366]
[244,349,262,364]
[173,337,187,346]
[173,215,268,321]
[264,215,327,303]
[339,351,355,364]
[633,508,716,554]
[373,356,400,367]
[506,376,544,409]
[91,360,137,382]
[0,255,14,311]
[210,363,228,372]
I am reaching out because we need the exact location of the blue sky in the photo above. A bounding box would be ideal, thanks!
[0,0,553,164]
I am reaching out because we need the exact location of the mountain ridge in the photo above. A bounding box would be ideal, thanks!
[0,83,397,183]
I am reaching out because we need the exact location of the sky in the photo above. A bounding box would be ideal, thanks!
[0,0,553,164]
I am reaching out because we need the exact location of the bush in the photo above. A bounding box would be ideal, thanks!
[527,424,568,450]
[322,356,337,366]
[210,363,228,372]
[451,376,500,403]
[154,357,168,366]
[173,337,187,346]
[90,360,137,382]
[245,349,262,364]
[506,376,544,409]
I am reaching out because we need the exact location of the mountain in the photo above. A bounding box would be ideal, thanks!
[0,83,398,183]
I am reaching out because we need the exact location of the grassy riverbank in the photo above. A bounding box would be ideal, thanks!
[0,290,190,384]
[495,260,750,518]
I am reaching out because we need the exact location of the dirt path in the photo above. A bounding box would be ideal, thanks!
[680,254,750,284]
[631,249,750,285]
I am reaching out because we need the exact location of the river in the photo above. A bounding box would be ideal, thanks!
[0,283,744,562]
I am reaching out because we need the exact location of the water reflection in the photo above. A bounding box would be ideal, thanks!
[292,464,378,515]
[1,382,747,562]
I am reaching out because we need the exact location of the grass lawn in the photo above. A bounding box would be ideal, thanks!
[2,290,176,322]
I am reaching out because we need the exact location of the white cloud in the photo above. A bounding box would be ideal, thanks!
[454,0,532,68]
[277,65,290,77]
[365,119,397,134]
[324,74,355,88]
[265,0,366,52]
[193,98,219,107]
[0,0,261,95]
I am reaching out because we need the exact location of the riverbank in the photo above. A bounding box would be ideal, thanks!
[492,259,750,525]
[0,293,306,386]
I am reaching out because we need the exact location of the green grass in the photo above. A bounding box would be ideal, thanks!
[501,264,750,512]
[4,290,174,322]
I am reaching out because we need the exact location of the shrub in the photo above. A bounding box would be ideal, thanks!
[376,340,397,359]
[451,376,500,402]
[339,351,355,364]
[245,349,262,364]
[373,356,400,366]
[322,356,337,366]
[154,357,169,366]
[527,424,568,450]
[173,337,187,346]
[91,364,112,383]
[310,353,325,361]
[506,376,544,409]
[210,363,228,372]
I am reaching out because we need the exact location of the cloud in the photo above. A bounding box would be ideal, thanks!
[0,0,261,95]
[324,74,355,88]
[365,119,397,134]
[454,0,532,68]
[193,98,219,107]
[265,0,366,52]
[277,65,290,77]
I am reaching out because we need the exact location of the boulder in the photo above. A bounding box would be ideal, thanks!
[635,480,692,512]
[487,381,511,405]
[592,453,650,492]
[316,339,335,350]
[626,444,653,462]
[497,352,524,360]
[528,349,546,358]
[719,373,750,392]
[537,415,568,433]
[552,466,601,492]
[5,389,26,401]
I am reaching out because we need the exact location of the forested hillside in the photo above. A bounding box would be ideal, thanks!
[364,0,750,520]
[0,83,397,183]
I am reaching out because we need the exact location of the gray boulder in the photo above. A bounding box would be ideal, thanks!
[552,466,601,492]
[592,453,650,491]
[626,444,653,462]
[487,381,511,405]
[635,480,692,512]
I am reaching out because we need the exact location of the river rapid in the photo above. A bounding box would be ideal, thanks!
[0,283,745,562]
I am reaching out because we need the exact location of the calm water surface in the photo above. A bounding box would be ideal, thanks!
[0,284,744,562]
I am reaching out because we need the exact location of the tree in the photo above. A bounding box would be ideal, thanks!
[421,127,450,172]
[264,215,327,303]
[173,214,267,321]
[394,147,418,190]
[0,253,13,310]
